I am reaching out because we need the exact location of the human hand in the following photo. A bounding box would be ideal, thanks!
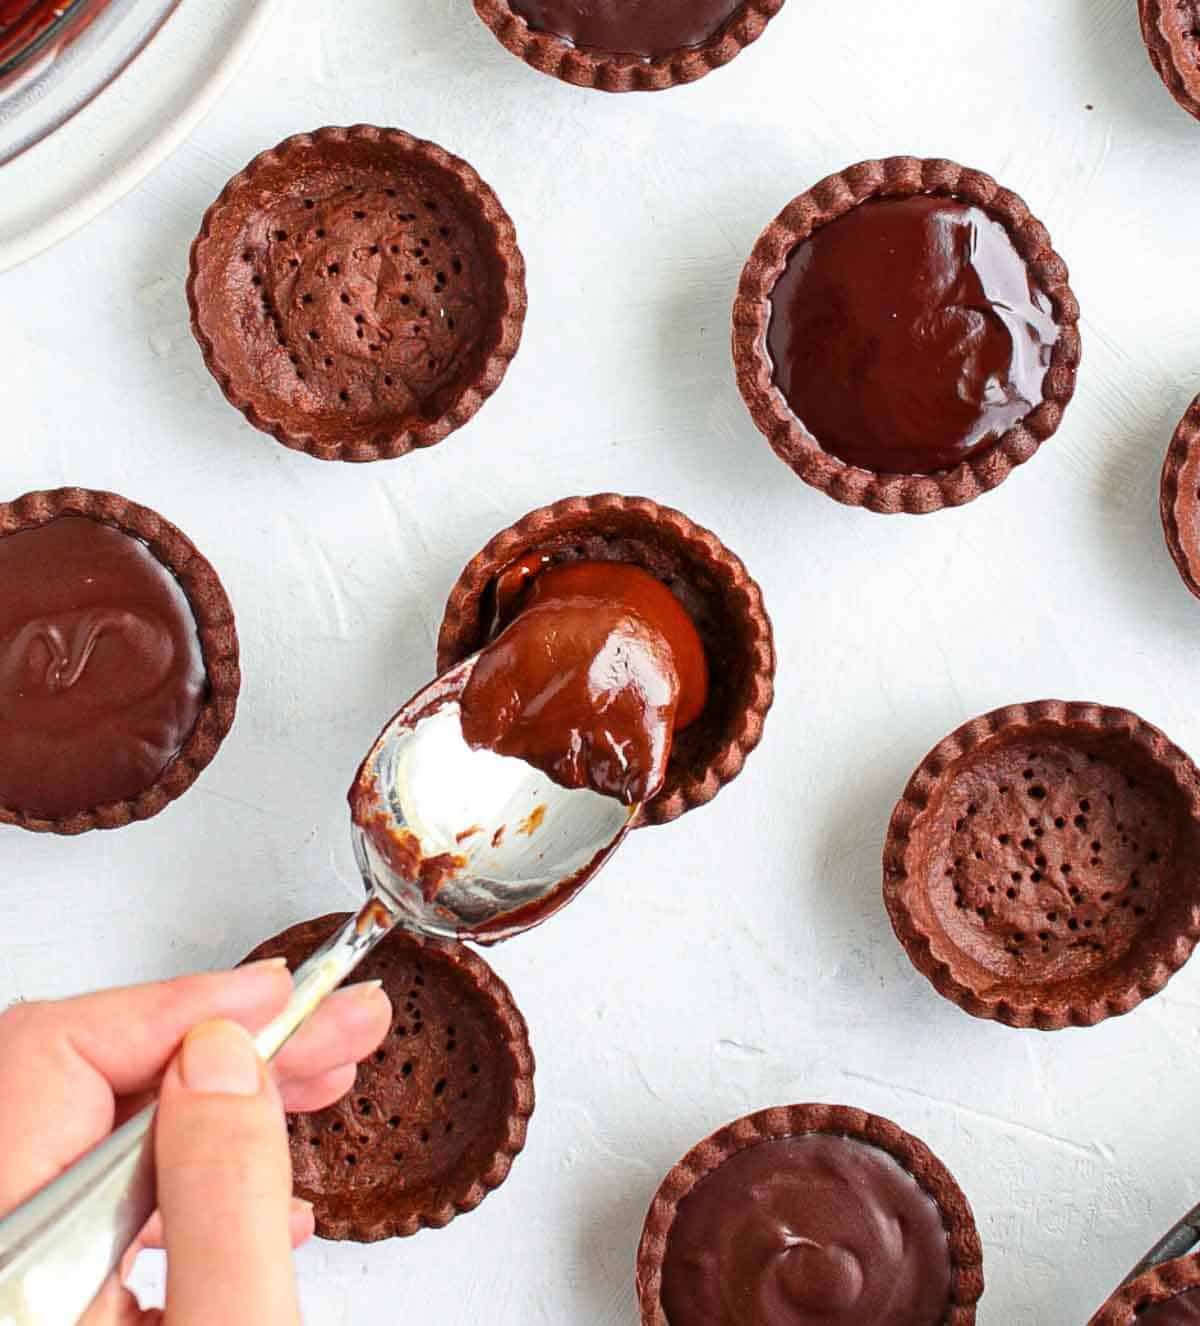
[0,959,392,1324]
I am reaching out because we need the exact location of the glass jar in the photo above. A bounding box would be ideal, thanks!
[0,0,179,165]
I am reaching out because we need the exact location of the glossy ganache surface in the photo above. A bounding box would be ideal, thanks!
[0,516,205,817]
[1138,1290,1200,1324]
[660,1133,952,1326]
[460,559,707,804]
[506,0,744,59]
[767,195,1059,476]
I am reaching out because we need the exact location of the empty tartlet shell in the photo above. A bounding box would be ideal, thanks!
[733,156,1081,514]
[187,125,527,463]
[435,493,775,826]
[1160,395,1200,598]
[472,0,786,92]
[0,487,239,836]
[883,700,1200,1030]
[242,913,535,1242]
[1091,1254,1200,1324]
[1139,0,1200,121]
[635,1102,984,1326]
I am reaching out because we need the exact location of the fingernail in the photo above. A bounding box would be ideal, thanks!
[181,1020,262,1096]
[349,979,384,999]
[245,957,289,972]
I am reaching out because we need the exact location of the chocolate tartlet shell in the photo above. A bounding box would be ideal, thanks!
[733,157,1081,514]
[1160,395,1200,599]
[188,125,526,463]
[472,0,786,93]
[435,493,775,826]
[243,913,534,1241]
[0,487,238,836]
[1091,1254,1200,1324]
[1139,0,1200,121]
[636,1102,983,1326]
[884,701,1200,1030]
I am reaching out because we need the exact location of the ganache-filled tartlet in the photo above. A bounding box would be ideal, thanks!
[0,487,238,835]
[188,125,526,463]
[472,0,786,92]
[459,559,710,809]
[1139,1,1200,122]
[636,1103,983,1326]
[733,157,1081,514]
[436,494,775,826]
[1092,1254,1200,1324]
[1160,395,1200,599]
[884,701,1200,1030]
[242,913,535,1241]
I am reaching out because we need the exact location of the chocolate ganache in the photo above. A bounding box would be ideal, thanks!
[506,0,745,60]
[767,195,1059,476]
[459,559,707,805]
[660,1133,953,1326]
[0,517,206,818]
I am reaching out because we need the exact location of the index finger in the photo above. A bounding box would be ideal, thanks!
[0,962,291,1216]
[3,961,294,1094]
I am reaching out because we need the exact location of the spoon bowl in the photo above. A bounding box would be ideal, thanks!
[351,654,638,941]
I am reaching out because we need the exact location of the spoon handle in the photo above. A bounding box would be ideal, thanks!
[0,894,396,1326]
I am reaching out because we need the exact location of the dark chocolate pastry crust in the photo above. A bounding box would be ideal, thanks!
[1091,1254,1200,1325]
[0,487,239,836]
[733,157,1081,514]
[435,493,775,826]
[243,913,535,1241]
[1160,395,1200,599]
[188,125,527,463]
[1139,0,1200,121]
[636,1103,984,1326]
[472,0,786,93]
[884,701,1200,1030]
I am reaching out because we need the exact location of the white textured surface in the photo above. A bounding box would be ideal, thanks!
[1,1,1199,1322]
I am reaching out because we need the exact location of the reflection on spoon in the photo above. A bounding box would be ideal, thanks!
[350,653,638,943]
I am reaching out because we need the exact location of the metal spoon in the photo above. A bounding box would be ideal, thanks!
[1118,1201,1200,1287]
[0,654,637,1326]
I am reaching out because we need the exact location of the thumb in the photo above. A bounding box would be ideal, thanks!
[156,1020,301,1326]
